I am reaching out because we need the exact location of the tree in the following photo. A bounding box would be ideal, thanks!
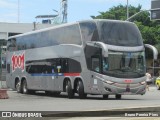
[91,5,160,47]
[91,5,141,20]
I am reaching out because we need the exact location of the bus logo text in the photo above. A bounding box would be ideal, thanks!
[11,53,25,72]
[124,79,132,83]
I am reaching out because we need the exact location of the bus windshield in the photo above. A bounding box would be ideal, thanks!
[103,51,146,78]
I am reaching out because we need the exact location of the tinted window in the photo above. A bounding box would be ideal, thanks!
[84,45,102,72]
[7,38,17,51]
[91,57,101,73]
[79,21,99,42]
[68,59,81,73]
[55,24,82,45]
[97,21,143,46]
[8,24,82,51]
[26,58,81,74]
[8,33,21,37]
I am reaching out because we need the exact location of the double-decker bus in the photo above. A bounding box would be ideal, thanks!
[6,19,155,99]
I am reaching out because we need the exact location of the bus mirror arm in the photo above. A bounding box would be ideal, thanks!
[86,41,108,57]
[144,44,158,60]
[95,42,108,57]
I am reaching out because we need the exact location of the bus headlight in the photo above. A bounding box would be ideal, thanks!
[106,80,114,84]
[140,81,146,85]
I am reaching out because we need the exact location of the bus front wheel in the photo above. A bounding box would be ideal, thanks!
[66,80,74,99]
[77,80,87,99]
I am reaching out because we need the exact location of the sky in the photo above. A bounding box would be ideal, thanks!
[0,0,151,23]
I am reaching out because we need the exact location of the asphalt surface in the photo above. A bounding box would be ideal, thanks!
[0,86,160,112]
[1,85,160,119]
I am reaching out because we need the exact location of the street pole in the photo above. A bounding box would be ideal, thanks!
[126,8,160,21]
[127,0,129,19]
[18,0,20,23]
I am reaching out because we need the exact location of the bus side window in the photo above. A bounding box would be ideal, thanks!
[56,59,62,73]
[91,56,100,73]
[61,59,68,73]
[7,38,17,51]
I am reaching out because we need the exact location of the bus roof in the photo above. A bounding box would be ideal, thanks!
[8,19,133,39]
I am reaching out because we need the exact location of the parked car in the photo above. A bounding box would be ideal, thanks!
[155,77,160,90]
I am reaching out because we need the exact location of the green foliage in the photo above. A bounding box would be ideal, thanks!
[91,4,160,47]
[91,5,142,20]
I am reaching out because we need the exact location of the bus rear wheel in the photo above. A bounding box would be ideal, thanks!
[22,80,29,94]
[115,94,121,99]
[66,80,74,99]
[77,80,87,99]
[15,80,22,93]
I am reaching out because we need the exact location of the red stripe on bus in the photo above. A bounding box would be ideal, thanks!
[64,73,80,76]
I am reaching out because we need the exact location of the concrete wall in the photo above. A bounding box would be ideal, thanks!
[0,22,54,33]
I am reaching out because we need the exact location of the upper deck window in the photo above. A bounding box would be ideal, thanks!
[79,21,99,42]
[7,24,82,51]
[97,21,143,46]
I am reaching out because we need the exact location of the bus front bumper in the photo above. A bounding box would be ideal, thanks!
[101,81,146,95]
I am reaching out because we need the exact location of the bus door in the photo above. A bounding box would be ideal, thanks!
[85,44,102,93]
[85,42,108,93]
[90,55,102,89]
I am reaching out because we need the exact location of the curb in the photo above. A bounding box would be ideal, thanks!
[42,106,160,117]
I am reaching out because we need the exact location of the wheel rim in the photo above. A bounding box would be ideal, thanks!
[66,81,69,93]
[77,81,80,93]
[16,82,20,92]
[23,82,27,93]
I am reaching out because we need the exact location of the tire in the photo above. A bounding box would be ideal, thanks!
[156,84,160,90]
[77,80,87,99]
[115,94,121,99]
[66,80,74,99]
[103,95,109,99]
[22,80,29,94]
[15,80,22,93]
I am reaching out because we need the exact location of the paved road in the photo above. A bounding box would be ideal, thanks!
[0,86,160,112]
